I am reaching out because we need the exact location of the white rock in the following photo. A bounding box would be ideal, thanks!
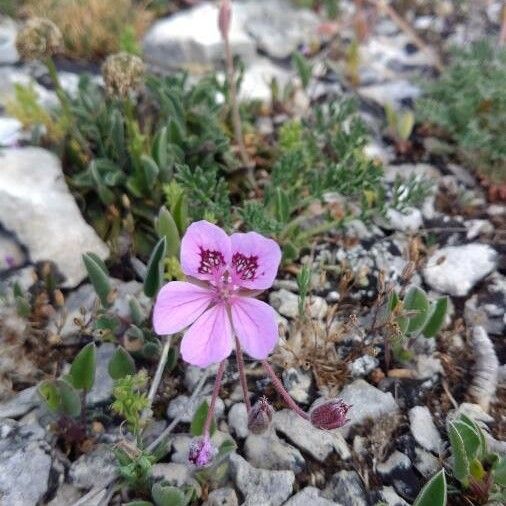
[69,445,117,489]
[414,447,440,478]
[409,406,442,452]
[358,80,420,108]
[237,0,321,59]
[322,470,367,506]
[269,289,327,319]
[337,379,399,437]
[386,208,423,232]
[0,229,25,270]
[245,429,305,473]
[379,486,409,506]
[349,355,379,378]
[466,219,494,240]
[152,462,198,488]
[229,453,294,506]
[377,450,411,475]
[87,343,115,406]
[274,409,351,462]
[167,393,224,423]
[0,386,38,418]
[143,3,255,71]
[204,488,239,506]
[448,403,494,425]
[282,367,312,404]
[415,355,443,380]
[228,402,249,439]
[0,148,109,287]
[423,244,498,297]
[284,486,341,506]
[0,17,18,64]
[239,57,291,102]
[0,117,23,146]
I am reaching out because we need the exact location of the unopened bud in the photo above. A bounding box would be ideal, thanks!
[16,17,62,60]
[248,397,274,435]
[188,437,216,467]
[310,399,351,430]
[218,0,232,39]
[102,52,145,99]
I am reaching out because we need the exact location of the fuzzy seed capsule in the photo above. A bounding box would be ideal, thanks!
[188,436,216,467]
[16,17,62,60]
[309,399,351,430]
[247,397,274,435]
[102,52,145,99]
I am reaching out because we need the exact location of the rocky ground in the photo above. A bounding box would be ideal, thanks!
[0,1,505,505]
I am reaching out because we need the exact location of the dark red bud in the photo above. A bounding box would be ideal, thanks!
[310,399,351,430]
[248,396,274,435]
[218,0,232,39]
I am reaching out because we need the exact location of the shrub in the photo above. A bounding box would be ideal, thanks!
[417,40,506,183]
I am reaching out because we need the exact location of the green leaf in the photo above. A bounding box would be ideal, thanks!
[171,192,188,235]
[448,421,470,487]
[151,483,188,506]
[422,297,448,338]
[404,286,430,335]
[124,502,153,506]
[190,400,216,436]
[56,379,82,417]
[398,111,415,141]
[384,102,398,132]
[493,456,506,486]
[38,380,62,413]
[152,126,170,179]
[82,253,112,308]
[69,342,96,391]
[155,206,180,258]
[413,469,447,506]
[453,418,481,461]
[129,297,145,326]
[459,414,486,457]
[292,52,312,89]
[274,188,290,224]
[108,346,136,380]
[140,155,159,190]
[143,237,167,298]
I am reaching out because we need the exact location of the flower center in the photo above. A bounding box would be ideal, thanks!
[232,252,258,281]
[198,248,225,275]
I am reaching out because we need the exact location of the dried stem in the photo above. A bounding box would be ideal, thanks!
[262,360,309,420]
[204,360,227,437]
[142,335,172,423]
[235,336,251,413]
[366,0,443,72]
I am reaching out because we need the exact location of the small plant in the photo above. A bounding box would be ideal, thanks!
[296,264,312,318]
[413,414,506,505]
[417,40,506,184]
[384,103,415,154]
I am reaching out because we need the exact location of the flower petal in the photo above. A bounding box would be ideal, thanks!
[180,220,231,283]
[180,303,233,367]
[153,281,213,335]
[231,296,279,360]
[230,232,281,290]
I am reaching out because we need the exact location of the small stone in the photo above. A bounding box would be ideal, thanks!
[386,208,423,233]
[167,394,225,423]
[0,16,18,64]
[423,244,497,297]
[228,402,249,439]
[87,343,115,406]
[47,484,81,506]
[284,486,341,506]
[245,429,305,473]
[466,219,494,240]
[415,355,443,380]
[409,406,442,452]
[337,379,399,437]
[414,447,440,478]
[377,450,420,500]
[447,403,494,425]
[377,450,412,476]
[282,368,312,404]
[229,453,294,506]
[348,355,379,378]
[358,80,420,108]
[152,462,198,488]
[274,409,350,462]
[379,486,409,506]
[269,289,327,319]
[143,3,255,71]
[0,147,109,287]
[0,117,23,147]
[322,470,367,506]
[69,445,117,489]
[204,487,239,506]
[0,386,38,418]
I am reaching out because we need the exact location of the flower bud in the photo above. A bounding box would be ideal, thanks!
[310,399,351,430]
[188,437,216,467]
[102,52,145,99]
[16,17,62,61]
[248,397,274,435]
[218,0,232,39]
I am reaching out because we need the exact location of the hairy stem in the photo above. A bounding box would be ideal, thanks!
[262,360,309,420]
[235,336,251,413]
[204,360,227,437]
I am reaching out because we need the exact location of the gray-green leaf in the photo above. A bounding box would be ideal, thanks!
[413,469,447,506]
[143,237,167,298]
[69,342,96,391]
[108,346,135,380]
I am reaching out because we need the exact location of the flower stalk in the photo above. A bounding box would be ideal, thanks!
[235,335,251,413]
[203,359,227,437]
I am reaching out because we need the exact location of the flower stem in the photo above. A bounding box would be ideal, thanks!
[235,336,251,413]
[203,360,227,437]
[262,360,309,420]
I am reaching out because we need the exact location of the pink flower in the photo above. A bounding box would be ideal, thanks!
[153,220,282,368]
[188,436,216,467]
[309,399,351,430]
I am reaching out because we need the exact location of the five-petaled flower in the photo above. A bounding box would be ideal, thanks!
[153,220,282,368]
